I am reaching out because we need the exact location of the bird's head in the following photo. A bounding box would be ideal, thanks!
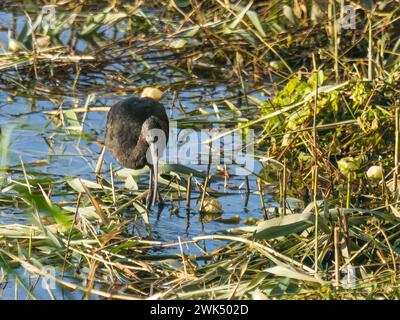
[142,117,165,145]
[142,117,167,167]
[140,87,163,101]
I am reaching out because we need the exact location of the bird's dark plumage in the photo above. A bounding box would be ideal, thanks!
[105,96,169,168]
[105,95,169,207]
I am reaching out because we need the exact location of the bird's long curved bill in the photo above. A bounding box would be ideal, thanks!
[149,142,158,206]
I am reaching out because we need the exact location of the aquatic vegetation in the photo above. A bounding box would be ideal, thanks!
[0,0,399,300]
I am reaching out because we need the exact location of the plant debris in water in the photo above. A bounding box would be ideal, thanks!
[0,0,400,300]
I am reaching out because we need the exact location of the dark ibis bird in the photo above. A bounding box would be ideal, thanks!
[105,87,169,208]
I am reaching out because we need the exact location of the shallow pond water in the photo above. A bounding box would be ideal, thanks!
[0,3,276,299]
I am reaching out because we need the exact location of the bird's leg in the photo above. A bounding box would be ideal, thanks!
[156,188,164,205]
[146,166,154,210]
